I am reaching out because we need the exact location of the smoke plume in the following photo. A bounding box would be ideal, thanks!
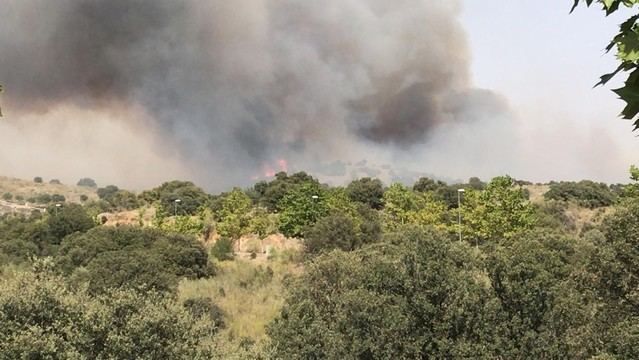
[0,0,510,189]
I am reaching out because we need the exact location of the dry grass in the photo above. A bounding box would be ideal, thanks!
[525,184,550,204]
[178,255,302,346]
[0,176,98,204]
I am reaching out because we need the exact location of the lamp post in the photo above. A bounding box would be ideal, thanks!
[174,199,181,217]
[457,189,465,243]
[55,203,61,216]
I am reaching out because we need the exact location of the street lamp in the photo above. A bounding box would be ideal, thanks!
[55,203,61,216]
[457,189,465,243]
[311,195,319,200]
[174,199,181,217]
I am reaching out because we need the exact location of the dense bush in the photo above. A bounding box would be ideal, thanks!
[57,226,214,294]
[76,177,97,188]
[545,180,616,208]
[346,177,385,209]
[98,185,139,210]
[211,237,235,262]
[1,192,12,201]
[252,171,320,211]
[269,228,598,359]
[47,203,95,244]
[33,176,43,183]
[49,179,61,185]
[140,180,210,215]
[0,266,216,358]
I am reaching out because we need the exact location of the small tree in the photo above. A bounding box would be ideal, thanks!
[77,178,97,188]
[33,177,43,184]
[1,192,12,201]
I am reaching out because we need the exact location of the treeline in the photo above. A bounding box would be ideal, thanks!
[0,169,638,358]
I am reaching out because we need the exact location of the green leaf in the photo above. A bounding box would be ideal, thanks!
[616,29,639,61]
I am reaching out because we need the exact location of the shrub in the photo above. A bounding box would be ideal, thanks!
[77,178,97,188]
[1,192,12,201]
[33,176,43,183]
[211,237,235,262]
[544,180,615,208]
[47,203,95,244]
[57,226,214,294]
[304,213,360,254]
[346,177,385,209]
[51,194,66,203]
[141,181,210,216]
[49,179,61,185]
[79,194,88,202]
[183,297,226,330]
[0,268,216,358]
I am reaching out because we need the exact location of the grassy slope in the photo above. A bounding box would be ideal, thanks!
[0,176,98,204]
[178,257,302,354]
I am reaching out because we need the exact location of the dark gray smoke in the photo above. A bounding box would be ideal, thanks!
[0,0,507,188]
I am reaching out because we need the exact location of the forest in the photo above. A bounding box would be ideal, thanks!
[0,169,637,359]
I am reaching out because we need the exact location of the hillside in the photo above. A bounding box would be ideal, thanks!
[0,176,98,205]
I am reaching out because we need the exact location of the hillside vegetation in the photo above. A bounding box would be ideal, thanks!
[0,171,637,358]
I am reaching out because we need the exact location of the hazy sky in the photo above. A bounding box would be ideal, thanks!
[460,1,639,183]
[0,1,637,190]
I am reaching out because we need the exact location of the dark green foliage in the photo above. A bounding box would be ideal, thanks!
[47,203,95,244]
[97,185,119,200]
[57,226,214,294]
[0,213,54,263]
[211,237,235,261]
[49,179,61,185]
[35,193,52,204]
[468,176,486,190]
[305,206,381,255]
[140,180,209,215]
[346,177,385,209]
[1,192,12,201]
[413,176,447,192]
[183,297,226,330]
[544,180,616,208]
[33,176,43,183]
[0,268,215,359]
[252,171,320,211]
[51,194,65,203]
[304,213,360,254]
[76,177,97,188]
[79,194,88,202]
[269,227,598,359]
[98,185,139,210]
[486,231,593,358]
[413,177,466,208]
[534,200,576,232]
[269,229,502,358]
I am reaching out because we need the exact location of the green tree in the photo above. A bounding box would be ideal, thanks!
[278,182,328,238]
[47,203,95,244]
[463,176,535,244]
[346,177,385,209]
[216,188,253,239]
[77,177,97,188]
[0,265,215,359]
[33,176,43,184]
[140,180,210,216]
[268,229,502,358]
[382,183,448,232]
[56,226,214,294]
[304,213,360,254]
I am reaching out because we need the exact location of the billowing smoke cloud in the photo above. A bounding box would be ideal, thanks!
[0,0,510,189]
